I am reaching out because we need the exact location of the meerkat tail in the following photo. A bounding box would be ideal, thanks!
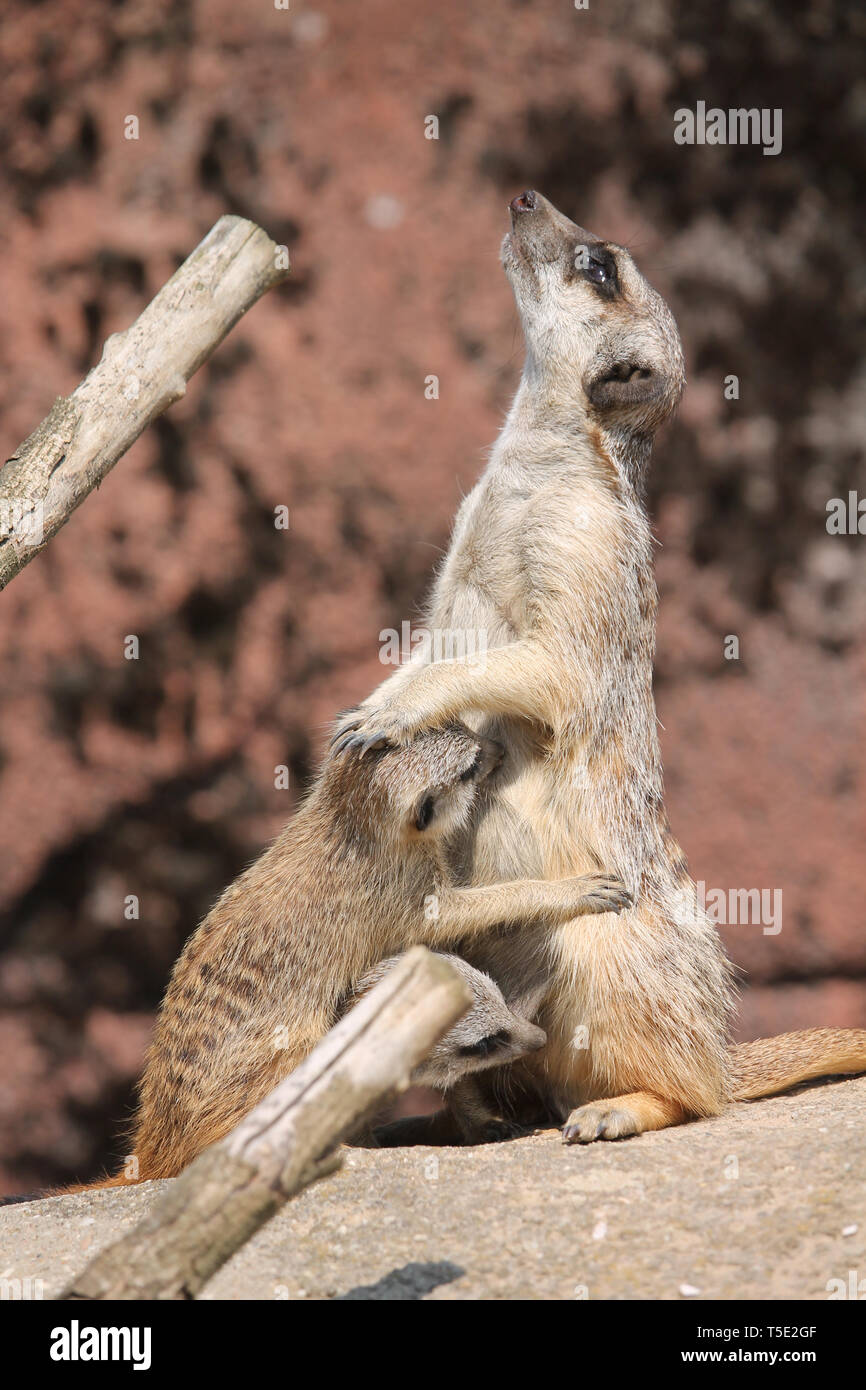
[730,1028,866,1101]
[49,1171,138,1197]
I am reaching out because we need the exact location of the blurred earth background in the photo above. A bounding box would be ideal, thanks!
[0,0,863,1191]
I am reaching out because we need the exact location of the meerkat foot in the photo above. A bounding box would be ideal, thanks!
[562,1091,688,1144]
[562,1103,641,1143]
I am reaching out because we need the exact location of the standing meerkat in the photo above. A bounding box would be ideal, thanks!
[101,723,629,1182]
[335,190,866,1143]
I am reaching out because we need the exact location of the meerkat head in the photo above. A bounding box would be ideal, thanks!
[327,723,503,847]
[423,959,547,1091]
[501,190,685,438]
[353,952,547,1093]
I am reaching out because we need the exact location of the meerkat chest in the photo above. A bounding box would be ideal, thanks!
[442,526,529,636]
[439,478,650,648]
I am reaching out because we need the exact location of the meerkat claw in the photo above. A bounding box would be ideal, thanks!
[332,731,387,756]
[358,732,390,753]
[330,720,362,748]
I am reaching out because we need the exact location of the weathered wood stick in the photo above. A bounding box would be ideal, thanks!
[60,947,472,1301]
[0,216,289,590]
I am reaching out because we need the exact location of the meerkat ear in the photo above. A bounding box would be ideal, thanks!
[586,361,665,413]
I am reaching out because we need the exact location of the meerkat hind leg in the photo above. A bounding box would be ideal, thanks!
[448,1077,534,1144]
[562,1091,688,1144]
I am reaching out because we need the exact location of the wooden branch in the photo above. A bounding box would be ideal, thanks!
[59,947,472,1301]
[0,216,289,590]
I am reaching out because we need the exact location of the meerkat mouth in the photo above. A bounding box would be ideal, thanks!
[500,230,525,268]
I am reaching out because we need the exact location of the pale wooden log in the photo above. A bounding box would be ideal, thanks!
[60,947,472,1301]
[0,216,289,589]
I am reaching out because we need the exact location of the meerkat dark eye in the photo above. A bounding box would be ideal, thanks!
[583,251,618,295]
[457,1029,511,1058]
[414,794,436,832]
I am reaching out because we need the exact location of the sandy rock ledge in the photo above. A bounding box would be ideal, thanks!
[2,1077,864,1301]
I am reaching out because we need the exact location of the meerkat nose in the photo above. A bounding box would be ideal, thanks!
[510,190,537,215]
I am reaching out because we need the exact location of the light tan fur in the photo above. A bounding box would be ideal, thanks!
[73,723,628,1186]
[335,191,866,1143]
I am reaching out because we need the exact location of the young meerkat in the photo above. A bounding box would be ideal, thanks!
[350,950,549,1144]
[108,722,629,1182]
[335,190,866,1143]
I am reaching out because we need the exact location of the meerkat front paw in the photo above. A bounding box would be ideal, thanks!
[332,700,427,754]
[561,1101,640,1144]
[569,874,633,916]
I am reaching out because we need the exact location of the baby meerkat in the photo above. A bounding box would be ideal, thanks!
[114,723,630,1181]
[350,950,549,1144]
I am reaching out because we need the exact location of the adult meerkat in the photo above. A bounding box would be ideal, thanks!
[335,190,866,1143]
[105,723,628,1182]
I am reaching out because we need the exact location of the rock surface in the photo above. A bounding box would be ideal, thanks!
[3,1077,864,1301]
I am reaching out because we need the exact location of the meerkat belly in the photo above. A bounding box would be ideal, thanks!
[467,738,726,1113]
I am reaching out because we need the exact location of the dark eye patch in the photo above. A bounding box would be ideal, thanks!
[457,1029,511,1058]
[573,244,618,297]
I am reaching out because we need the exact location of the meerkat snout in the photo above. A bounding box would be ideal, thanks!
[456,1018,546,1062]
